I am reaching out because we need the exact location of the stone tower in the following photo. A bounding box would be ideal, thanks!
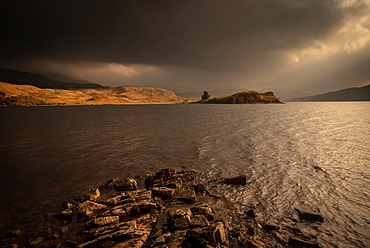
[201,91,210,100]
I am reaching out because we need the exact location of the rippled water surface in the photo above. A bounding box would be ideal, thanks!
[0,102,369,247]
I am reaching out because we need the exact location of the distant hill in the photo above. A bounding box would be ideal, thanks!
[288,84,370,101]
[193,91,282,104]
[0,68,106,89]
[0,82,186,106]
[258,88,311,101]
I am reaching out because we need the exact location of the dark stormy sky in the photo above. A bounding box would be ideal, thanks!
[1,0,369,94]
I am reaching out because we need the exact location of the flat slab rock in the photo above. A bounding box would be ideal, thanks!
[222,175,247,186]
[295,209,324,223]
[77,201,107,217]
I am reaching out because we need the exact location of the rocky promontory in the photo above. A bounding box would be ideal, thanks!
[194,91,282,104]
[1,169,323,247]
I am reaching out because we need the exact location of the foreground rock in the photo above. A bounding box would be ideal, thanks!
[222,175,247,186]
[1,169,323,247]
[295,209,324,223]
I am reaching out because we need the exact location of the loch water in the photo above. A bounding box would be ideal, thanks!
[0,102,369,247]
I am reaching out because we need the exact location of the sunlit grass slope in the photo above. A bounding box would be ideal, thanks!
[0,82,186,106]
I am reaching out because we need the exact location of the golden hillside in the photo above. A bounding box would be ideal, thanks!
[0,82,186,106]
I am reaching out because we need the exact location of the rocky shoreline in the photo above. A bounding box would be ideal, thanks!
[2,169,324,248]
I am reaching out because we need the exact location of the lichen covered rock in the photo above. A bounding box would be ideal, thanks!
[113,178,138,191]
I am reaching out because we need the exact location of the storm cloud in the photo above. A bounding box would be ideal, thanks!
[1,0,369,94]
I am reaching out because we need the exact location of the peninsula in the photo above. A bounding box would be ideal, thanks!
[0,82,283,107]
[193,91,282,104]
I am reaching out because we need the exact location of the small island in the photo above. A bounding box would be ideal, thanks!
[193,91,283,104]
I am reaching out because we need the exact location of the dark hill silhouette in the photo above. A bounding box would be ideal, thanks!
[0,68,107,89]
[288,84,370,101]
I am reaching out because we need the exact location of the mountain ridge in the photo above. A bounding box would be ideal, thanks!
[288,84,370,101]
[0,68,107,89]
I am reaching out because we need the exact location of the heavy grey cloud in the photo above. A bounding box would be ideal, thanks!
[1,0,369,94]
